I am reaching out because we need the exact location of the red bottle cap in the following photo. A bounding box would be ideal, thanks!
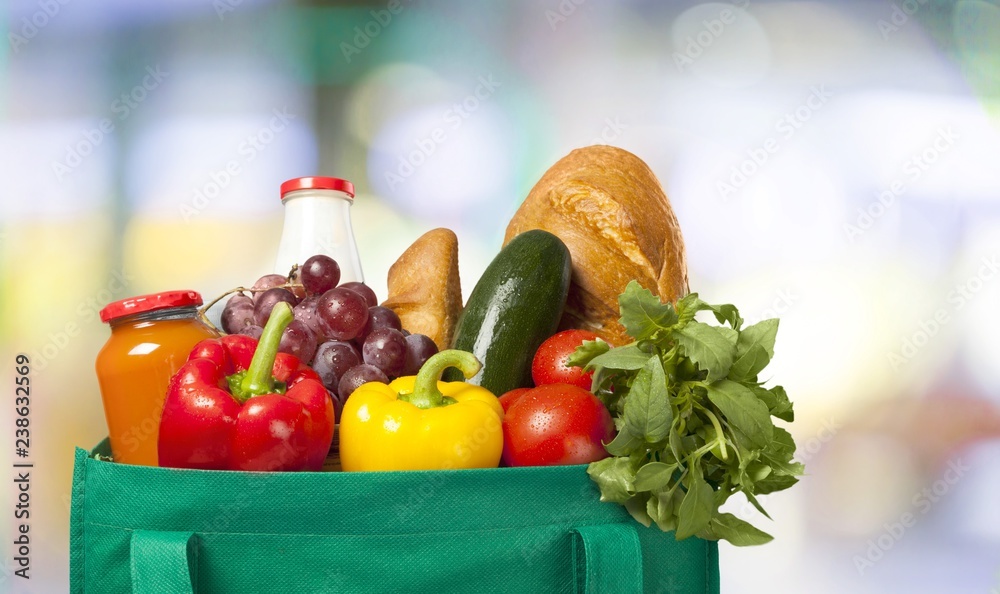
[99,290,204,323]
[280,176,355,200]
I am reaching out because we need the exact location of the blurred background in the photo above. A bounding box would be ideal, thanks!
[2,0,1000,591]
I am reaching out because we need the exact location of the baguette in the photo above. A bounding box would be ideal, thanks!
[504,145,688,345]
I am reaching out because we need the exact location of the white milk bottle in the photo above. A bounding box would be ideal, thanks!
[274,176,364,283]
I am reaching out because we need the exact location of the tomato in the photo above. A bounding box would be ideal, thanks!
[532,330,602,390]
[498,388,531,413]
[502,383,615,467]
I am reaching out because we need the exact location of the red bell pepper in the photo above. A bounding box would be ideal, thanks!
[158,302,335,471]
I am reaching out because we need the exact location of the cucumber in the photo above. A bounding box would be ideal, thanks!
[447,229,572,395]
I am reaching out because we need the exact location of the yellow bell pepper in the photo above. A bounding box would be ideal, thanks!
[339,350,504,471]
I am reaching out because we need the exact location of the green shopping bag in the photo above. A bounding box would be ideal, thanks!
[70,440,719,593]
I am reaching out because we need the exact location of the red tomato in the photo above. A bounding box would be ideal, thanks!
[502,384,615,467]
[498,388,531,413]
[532,330,602,390]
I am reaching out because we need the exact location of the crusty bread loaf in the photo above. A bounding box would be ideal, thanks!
[503,145,688,346]
[382,228,462,351]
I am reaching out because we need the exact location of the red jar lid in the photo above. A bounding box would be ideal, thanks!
[99,290,204,323]
[280,176,355,200]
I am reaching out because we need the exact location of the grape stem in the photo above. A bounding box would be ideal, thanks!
[197,282,306,333]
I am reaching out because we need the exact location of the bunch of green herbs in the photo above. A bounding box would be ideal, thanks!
[569,281,802,546]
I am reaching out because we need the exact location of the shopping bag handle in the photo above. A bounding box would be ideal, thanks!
[130,530,199,594]
[127,525,639,593]
[571,524,643,594]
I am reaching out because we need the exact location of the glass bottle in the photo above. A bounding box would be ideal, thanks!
[274,176,364,283]
[95,290,219,466]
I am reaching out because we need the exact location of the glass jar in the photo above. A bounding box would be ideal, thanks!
[96,290,219,466]
[274,176,364,282]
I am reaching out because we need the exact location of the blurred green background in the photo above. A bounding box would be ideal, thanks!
[3,0,1000,592]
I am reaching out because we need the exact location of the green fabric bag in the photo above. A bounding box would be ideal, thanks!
[70,440,719,593]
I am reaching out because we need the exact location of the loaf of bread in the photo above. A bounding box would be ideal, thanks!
[503,145,688,346]
[382,228,463,351]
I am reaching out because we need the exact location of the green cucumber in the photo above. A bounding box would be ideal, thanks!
[446,229,572,395]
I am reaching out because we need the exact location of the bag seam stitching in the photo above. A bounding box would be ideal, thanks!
[80,457,87,592]
[705,537,709,594]
[83,519,626,538]
[71,452,88,593]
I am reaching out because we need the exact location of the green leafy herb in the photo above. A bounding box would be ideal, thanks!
[705,380,773,449]
[632,462,676,491]
[673,322,737,382]
[676,472,714,539]
[586,457,635,503]
[575,281,802,546]
[622,357,672,443]
[698,513,774,546]
[567,339,611,368]
[588,344,653,371]
[618,281,679,340]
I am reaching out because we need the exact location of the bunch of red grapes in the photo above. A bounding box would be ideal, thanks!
[222,255,438,409]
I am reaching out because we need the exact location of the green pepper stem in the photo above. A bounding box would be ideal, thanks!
[404,350,481,409]
[239,301,294,401]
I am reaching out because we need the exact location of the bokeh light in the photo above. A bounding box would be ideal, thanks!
[2,1,1000,592]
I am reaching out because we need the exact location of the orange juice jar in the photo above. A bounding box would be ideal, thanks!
[96,290,218,466]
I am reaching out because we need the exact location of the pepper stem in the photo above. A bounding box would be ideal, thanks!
[402,350,481,410]
[239,301,294,400]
